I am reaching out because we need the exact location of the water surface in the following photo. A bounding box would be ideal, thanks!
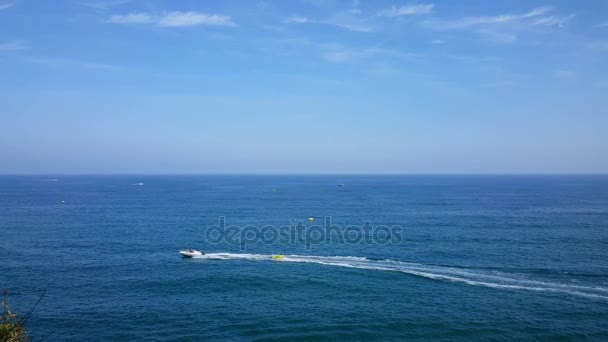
[1,175,607,340]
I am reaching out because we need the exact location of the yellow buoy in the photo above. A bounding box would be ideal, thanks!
[271,254,284,261]
[308,217,314,221]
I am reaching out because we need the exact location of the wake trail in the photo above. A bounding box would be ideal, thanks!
[195,253,608,301]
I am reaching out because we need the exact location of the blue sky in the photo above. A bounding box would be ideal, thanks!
[1,0,607,174]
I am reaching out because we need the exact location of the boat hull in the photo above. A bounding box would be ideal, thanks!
[180,250,203,258]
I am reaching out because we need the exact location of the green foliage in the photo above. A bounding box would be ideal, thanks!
[0,290,28,342]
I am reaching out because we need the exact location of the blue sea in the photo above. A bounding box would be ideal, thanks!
[1,175,608,341]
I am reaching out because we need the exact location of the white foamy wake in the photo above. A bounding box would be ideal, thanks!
[194,253,608,301]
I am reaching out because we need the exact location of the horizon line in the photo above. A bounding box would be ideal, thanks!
[2,173,608,176]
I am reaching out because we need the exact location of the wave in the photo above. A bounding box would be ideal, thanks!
[195,253,608,301]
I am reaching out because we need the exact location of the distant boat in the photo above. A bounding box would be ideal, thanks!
[132,183,144,186]
[180,249,204,258]
[43,179,59,182]
[338,184,344,187]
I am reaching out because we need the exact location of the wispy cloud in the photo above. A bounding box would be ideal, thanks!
[107,13,154,24]
[261,25,287,33]
[587,41,608,51]
[108,11,235,27]
[0,1,15,10]
[477,29,517,44]
[483,81,515,88]
[76,61,125,72]
[378,4,434,17]
[29,57,125,72]
[443,54,501,64]
[261,37,421,65]
[531,14,574,27]
[427,6,553,29]
[285,16,309,24]
[322,49,357,63]
[367,63,434,79]
[423,7,573,45]
[321,44,421,63]
[78,0,129,10]
[0,40,28,51]
[595,22,608,28]
[330,22,373,32]
[285,15,372,32]
[431,39,444,44]
[553,69,578,80]
[158,12,235,27]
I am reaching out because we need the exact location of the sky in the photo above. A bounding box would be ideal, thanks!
[1,0,607,174]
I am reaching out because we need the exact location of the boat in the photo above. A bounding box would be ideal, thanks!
[180,249,204,258]
[271,254,284,261]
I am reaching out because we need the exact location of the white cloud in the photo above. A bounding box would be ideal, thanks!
[532,14,574,27]
[553,69,578,80]
[78,0,129,10]
[330,22,372,32]
[158,12,235,27]
[0,1,15,10]
[285,15,372,32]
[422,6,573,44]
[431,39,444,44]
[428,6,552,29]
[595,22,608,28]
[378,4,434,17]
[107,13,154,24]
[0,40,28,51]
[108,11,235,27]
[320,44,421,63]
[285,16,309,24]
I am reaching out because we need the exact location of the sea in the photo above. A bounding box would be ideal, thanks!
[1,175,607,341]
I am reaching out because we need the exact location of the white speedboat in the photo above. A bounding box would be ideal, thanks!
[180,249,204,258]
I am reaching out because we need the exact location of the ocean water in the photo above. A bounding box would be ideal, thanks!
[1,175,608,341]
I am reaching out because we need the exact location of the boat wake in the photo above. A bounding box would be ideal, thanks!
[195,253,608,301]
